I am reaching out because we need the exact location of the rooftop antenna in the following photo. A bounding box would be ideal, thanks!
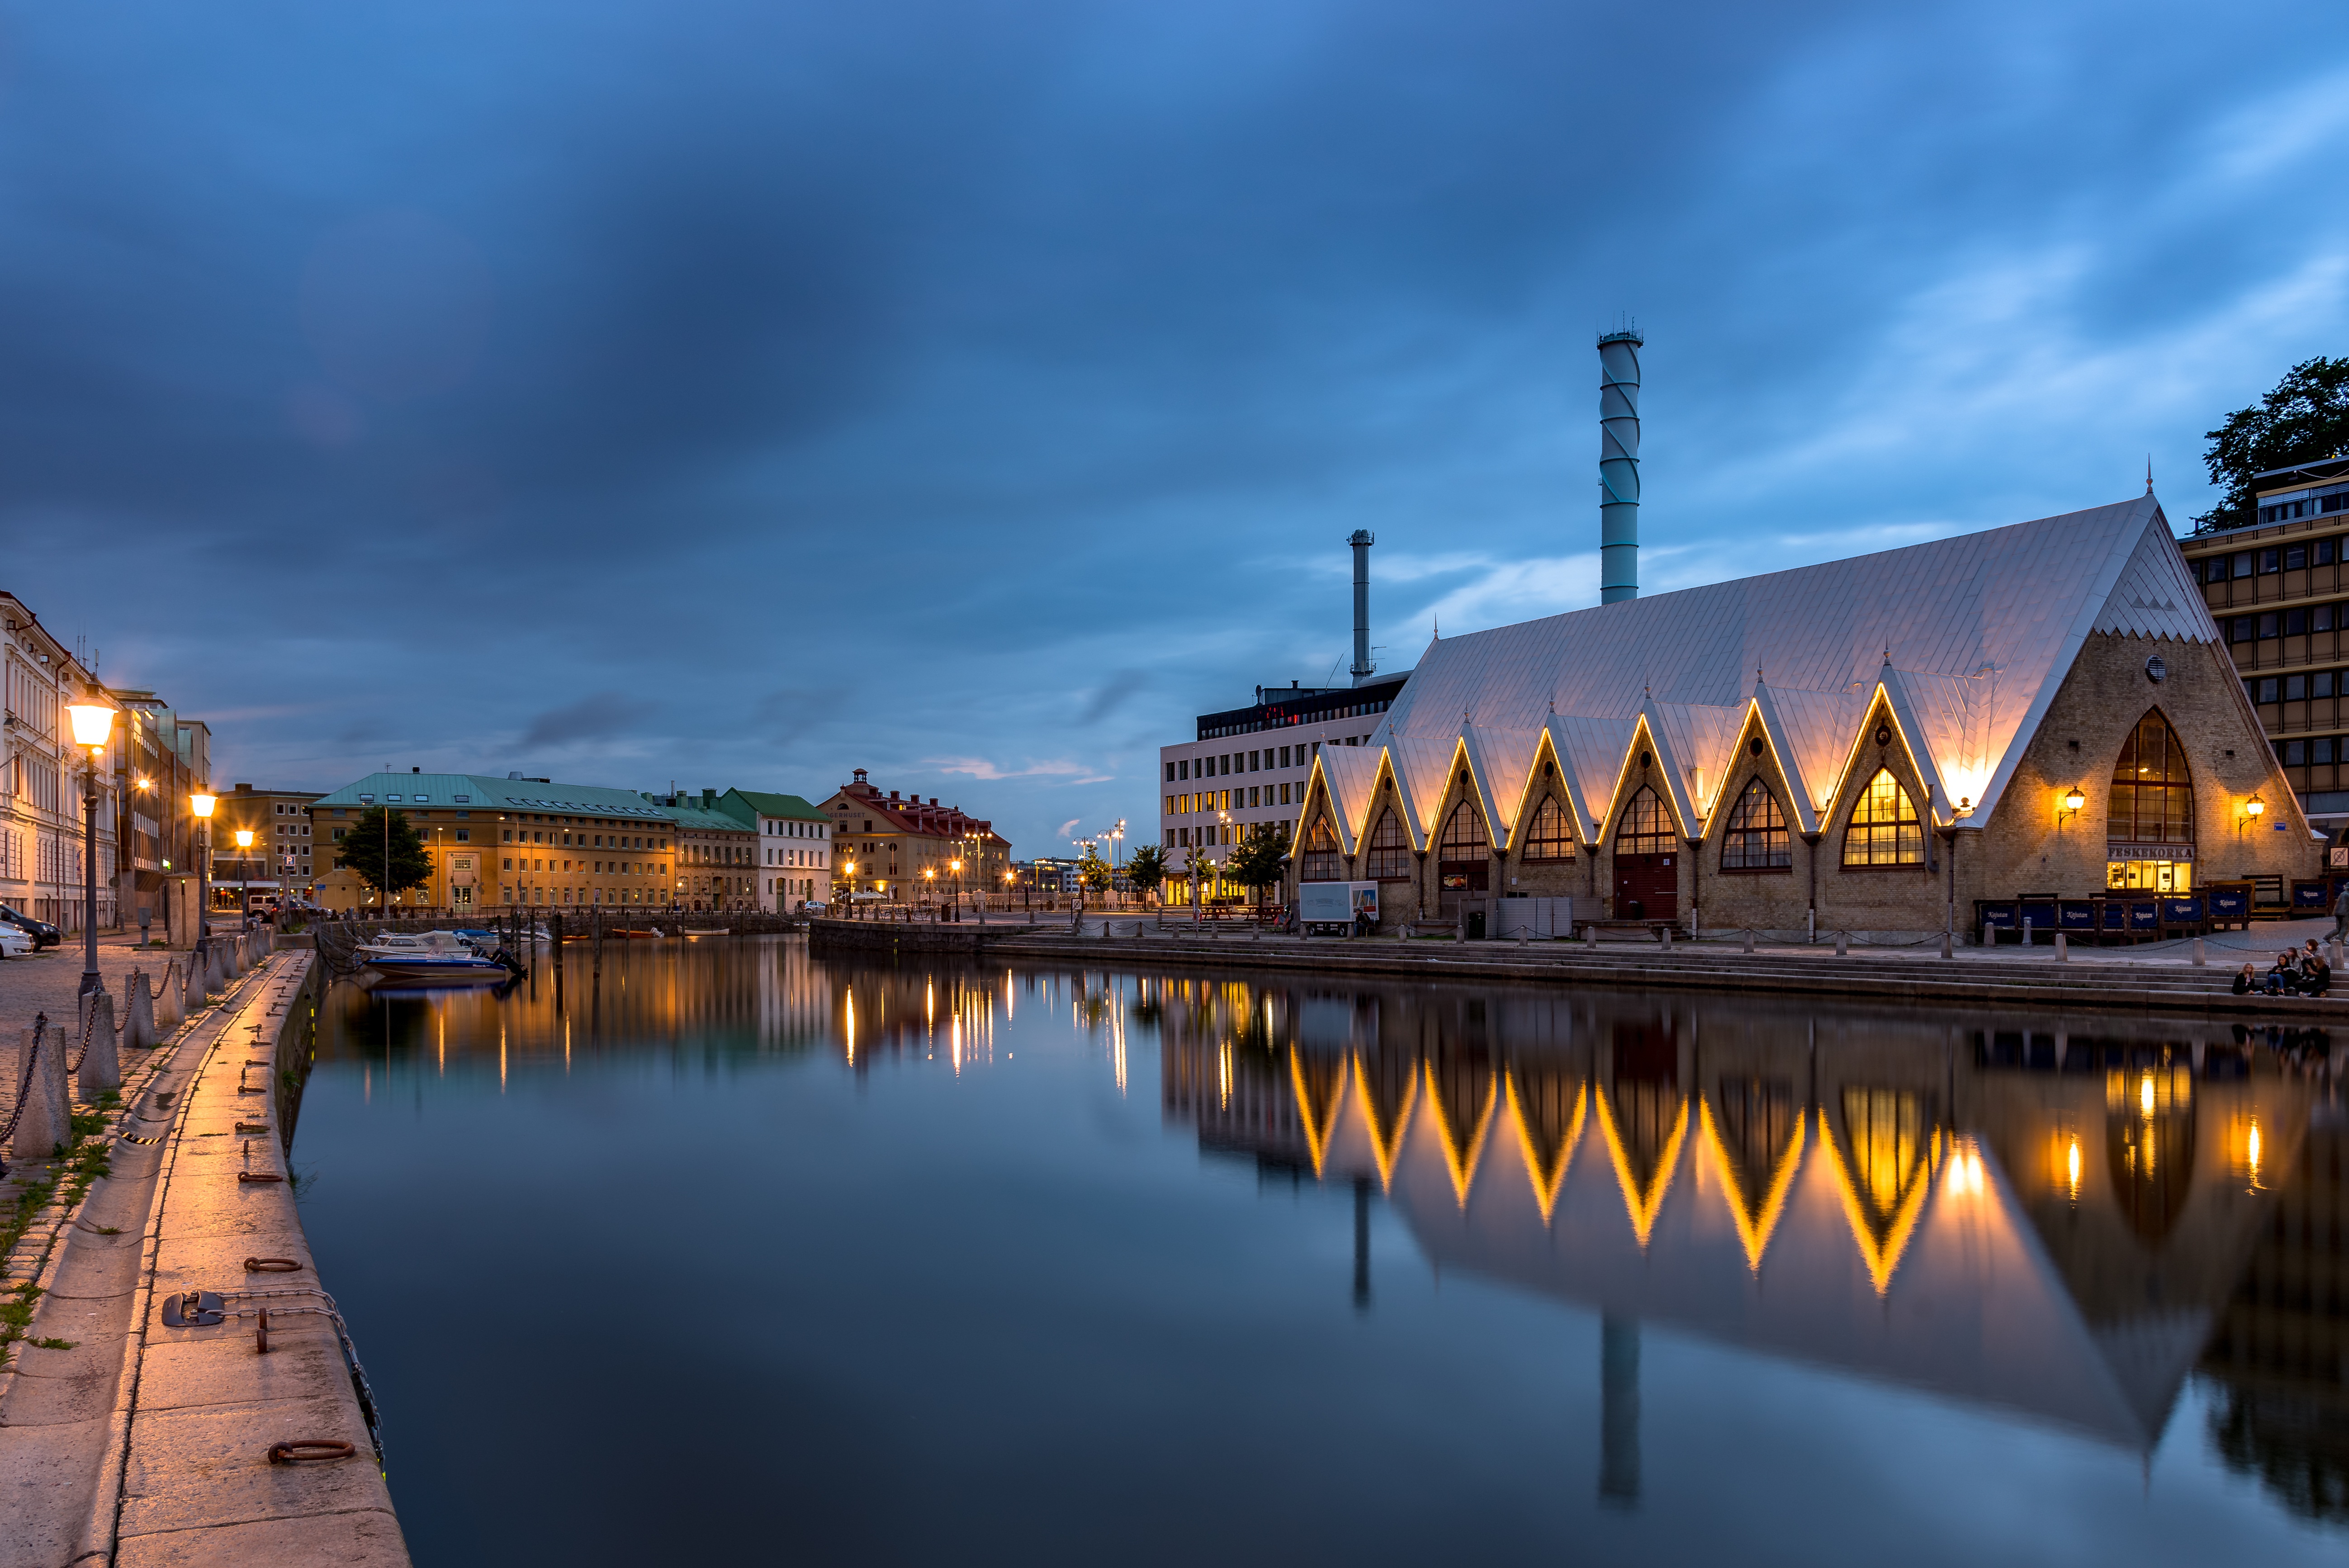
[1599,323,1643,604]
[2146,455,2154,495]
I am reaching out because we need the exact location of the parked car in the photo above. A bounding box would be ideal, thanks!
[800,901,827,916]
[0,904,60,949]
[0,924,33,958]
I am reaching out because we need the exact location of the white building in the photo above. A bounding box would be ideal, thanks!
[1156,674,1409,901]
[2,593,129,933]
[715,788,832,912]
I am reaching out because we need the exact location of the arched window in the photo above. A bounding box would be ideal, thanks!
[1522,796,1576,862]
[1842,769,1923,866]
[1299,815,1342,882]
[2110,711,2194,843]
[1439,799,1489,857]
[1616,787,1674,855]
[1720,779,1791,870]
[1364,809,1412,880]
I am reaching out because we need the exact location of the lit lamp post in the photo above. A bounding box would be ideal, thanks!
[190,792,215,957]
[234,829,255,925]
[65,696,118,998]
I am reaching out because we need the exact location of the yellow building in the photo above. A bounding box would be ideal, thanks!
[820,769,1009,899]
[312,770,675,914]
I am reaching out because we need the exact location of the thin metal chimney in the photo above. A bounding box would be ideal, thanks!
[1598,327,1643,604]
[1348,529,1376,684]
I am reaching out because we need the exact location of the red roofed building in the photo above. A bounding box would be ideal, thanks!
[820,769,1010,900]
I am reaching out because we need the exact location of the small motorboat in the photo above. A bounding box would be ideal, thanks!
[355,930,521,984]
[606,926,665,939]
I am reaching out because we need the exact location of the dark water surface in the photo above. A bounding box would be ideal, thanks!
[296,936,2345,1566]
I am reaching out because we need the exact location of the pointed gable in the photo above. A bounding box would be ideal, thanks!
[1310,744,1384,853]
[1374,496,2197,827]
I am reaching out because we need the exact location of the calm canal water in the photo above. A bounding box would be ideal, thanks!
[295,936,2344,1565]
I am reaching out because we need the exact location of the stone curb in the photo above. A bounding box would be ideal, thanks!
[77,954,311,1568]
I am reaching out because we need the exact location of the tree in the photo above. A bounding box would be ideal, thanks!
[2196,356,2349,532]
[337,806,434,903]
[1224,822,1292,909]
[1123,843,1168,905]
[1182,841,1219,910]
[1077,847,1113,897]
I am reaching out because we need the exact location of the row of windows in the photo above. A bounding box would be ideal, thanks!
[2245,671,2349,702]
[761,820,827,838]
[503,857,668,875]
[2200,532,2345,580]
[1167,783,1299,815]
[1199,698,1392,739]
[2227,606,2349,641]
[1170,744,1321,782]
[1302,771,1932,880]
[2254,493,2349,526]
[2275,736,2349,766]
[505,828,666,849]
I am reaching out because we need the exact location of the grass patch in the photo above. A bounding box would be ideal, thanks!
[31,1337,73,1350]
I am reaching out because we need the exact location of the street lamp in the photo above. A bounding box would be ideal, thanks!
[189,792,215,957]
[233,829,255,926]
[65,696,117,998]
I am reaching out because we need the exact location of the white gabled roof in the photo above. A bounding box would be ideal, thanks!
[1374,496,2210,831]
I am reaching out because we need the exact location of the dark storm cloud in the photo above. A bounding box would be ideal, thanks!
[520,692,656,748]
[6,0,2348,855]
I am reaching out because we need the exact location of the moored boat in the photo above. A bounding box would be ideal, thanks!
[355,930,521,984]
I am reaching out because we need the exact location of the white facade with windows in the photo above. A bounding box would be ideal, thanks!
[1156,675,1410,895]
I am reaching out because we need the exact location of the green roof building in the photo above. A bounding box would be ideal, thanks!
[713,789,833,911]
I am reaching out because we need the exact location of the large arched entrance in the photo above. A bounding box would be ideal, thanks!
[1436,800,1490,919]
[1613,787,1677,919]
[2108,710,2196,891]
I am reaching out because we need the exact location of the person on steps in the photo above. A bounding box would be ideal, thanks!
[2266,951,2303,995]
[2234,962,2259,995]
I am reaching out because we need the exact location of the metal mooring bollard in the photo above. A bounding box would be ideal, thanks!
[1660,926,1672,952]
[2055,932,2068,962]
[1834,930,1847,957]
[2193,936,2207,967]
[1982,920,1994,949]
[1941,929,1953,959]
[2021,917,2033,947]
[1743,927,1756,954]
[1585,924,1597,949]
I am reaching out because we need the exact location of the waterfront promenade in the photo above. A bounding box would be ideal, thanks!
[0,944,405,1568]
[810,913,2349,1018]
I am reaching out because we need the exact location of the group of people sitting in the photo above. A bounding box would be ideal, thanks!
[2235,940,2335,996]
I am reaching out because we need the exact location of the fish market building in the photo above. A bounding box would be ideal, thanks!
[1289,496,2321,940]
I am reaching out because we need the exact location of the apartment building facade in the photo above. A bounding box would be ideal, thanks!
[1156,674,1409,903]
[2177,455,2349,829]
[714,788,832,912]
[821,769,1010,900]
[211,782,324,913]
[1,592,128,933]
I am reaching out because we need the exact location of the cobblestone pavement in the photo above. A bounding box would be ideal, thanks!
[0,933,195,1037]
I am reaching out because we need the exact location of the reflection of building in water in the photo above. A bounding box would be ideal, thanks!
[322,937,842,1072]
[1155,981,2334,1468]
[2197,1097,2348,1525]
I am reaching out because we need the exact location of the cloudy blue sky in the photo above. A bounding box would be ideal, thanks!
[12,0,2349,853]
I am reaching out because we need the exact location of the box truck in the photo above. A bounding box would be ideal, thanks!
[1298,881,1379,936]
